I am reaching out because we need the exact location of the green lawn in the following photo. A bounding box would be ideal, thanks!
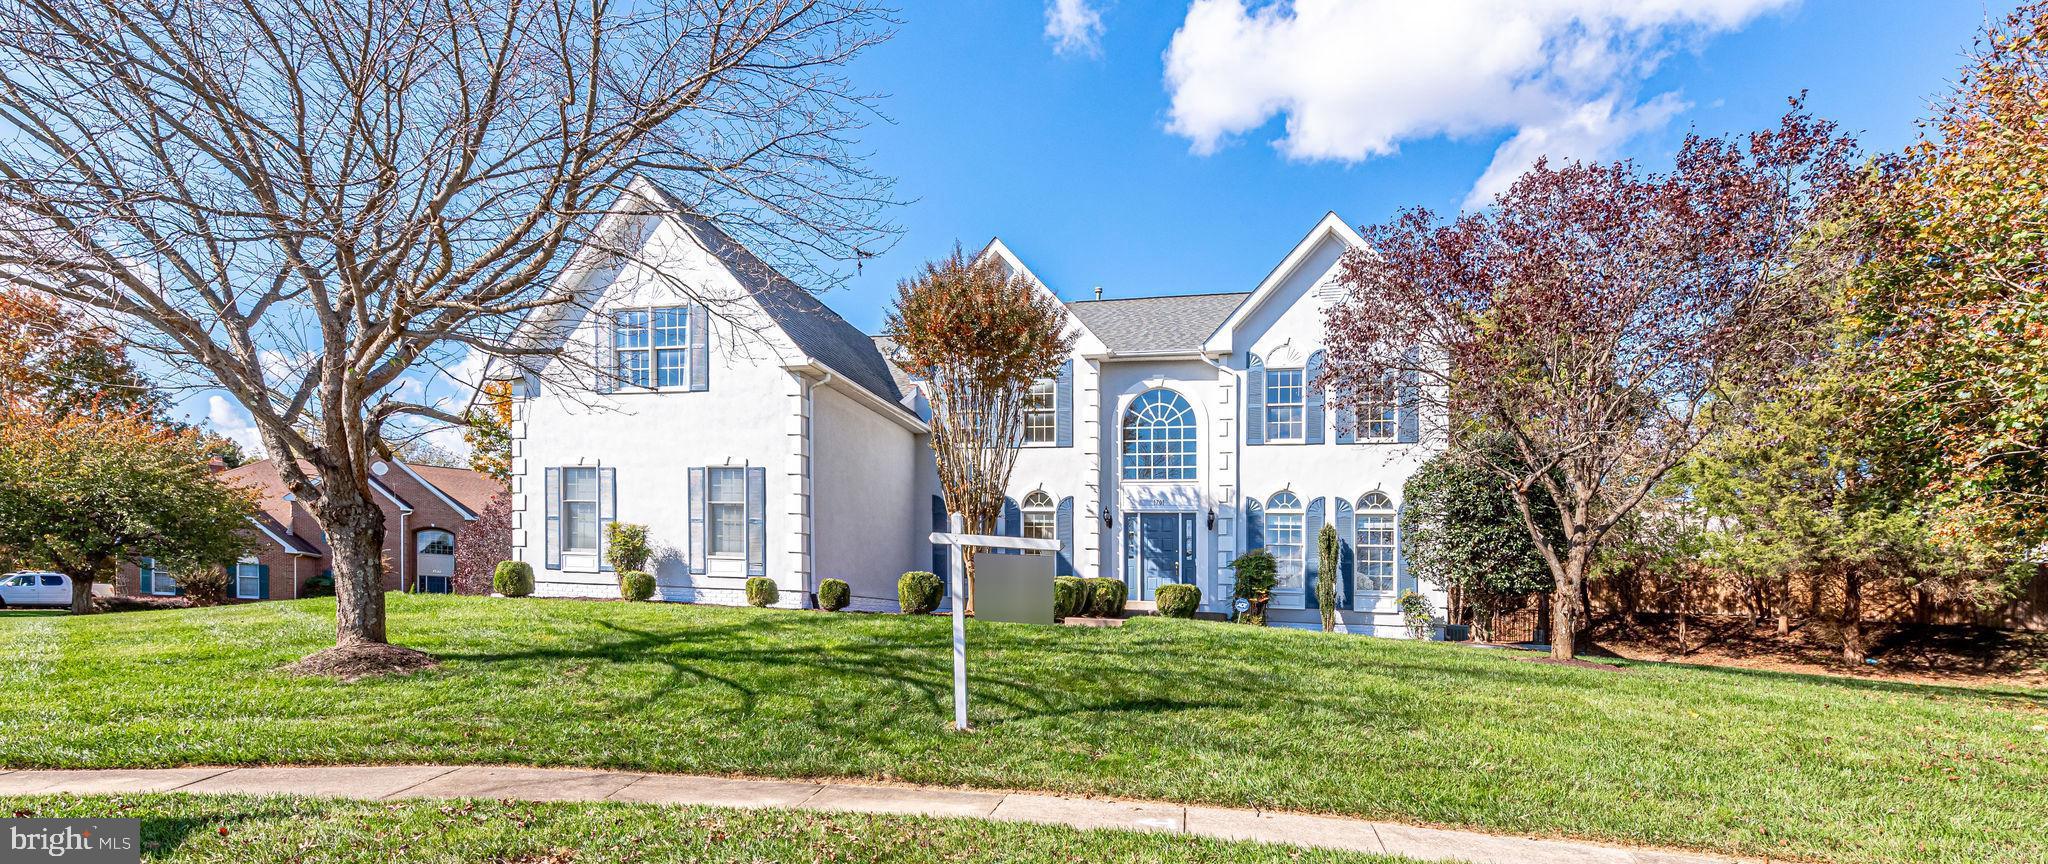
[2,794,1412,863]
[2,595,2044,864]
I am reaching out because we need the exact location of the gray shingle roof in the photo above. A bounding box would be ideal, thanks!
[1067,292,1249,355]
[640,187,910,416]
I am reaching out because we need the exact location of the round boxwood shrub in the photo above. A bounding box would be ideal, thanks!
[1082,577,1127,618]
[302,570,336,598]
[618,570,655,601]
[746,576,779,608]
[1052,576,1086,620]
[492,561,534,597]
[1155,583,1202,619]
[817,578,851,611]
[898,570,942,615]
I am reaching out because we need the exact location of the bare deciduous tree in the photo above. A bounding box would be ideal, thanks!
[0,0,894,660]
[1323,104,1858,660]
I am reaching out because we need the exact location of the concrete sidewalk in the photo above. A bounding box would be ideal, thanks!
[0,766,1738,864]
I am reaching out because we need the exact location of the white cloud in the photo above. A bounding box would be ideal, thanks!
[206,394,267,458]
[1162,0,1794,208]
[1046,0,1106,56]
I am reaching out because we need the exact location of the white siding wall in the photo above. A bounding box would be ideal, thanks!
[810,384,924,610]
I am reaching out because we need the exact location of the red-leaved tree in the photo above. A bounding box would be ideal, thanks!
[1323,103,1860,659]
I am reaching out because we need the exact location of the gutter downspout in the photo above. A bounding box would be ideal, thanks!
[399,509,409,593]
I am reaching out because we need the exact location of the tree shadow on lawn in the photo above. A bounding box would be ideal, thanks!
[431,615,1249,735]
[1640,658,2048,708]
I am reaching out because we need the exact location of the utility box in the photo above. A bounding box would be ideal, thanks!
[971,551,1055,625]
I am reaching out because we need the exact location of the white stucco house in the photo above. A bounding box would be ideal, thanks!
[499,177,1445,635]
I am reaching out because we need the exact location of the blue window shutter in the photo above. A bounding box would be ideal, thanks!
[745,466,767,577]
[598,467,616,572]
[1054,360,1074,448]
[1000,496,1022,555]
[1334,404,1356,444]
[1335,498,1355,609]
[1305,350,1327,445]
[1243,498,1264,552]
[258,564,271,600]
[1398,347,1421,443]
[595,314,616,394]
[138,558,154,595]
[1304,497,1325,609]
[1245,354,1265,446]
[1055,497,1075,576]
[688,304,710,391]
[931,494,949,580]
[687,467,707,574]
[544,467,562,570]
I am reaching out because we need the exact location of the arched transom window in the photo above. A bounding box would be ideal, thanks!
[1021,491,1056,540]
[1121,389,1197,481]
[417,529,456,557]
[1266,491,1304,591]
[1356,492,1396,595]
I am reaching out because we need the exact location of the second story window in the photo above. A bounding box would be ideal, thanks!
[1265,367,1304,441]
[1020,491,1056,539]
[613,306,690,389]
[1022,378,1056,444]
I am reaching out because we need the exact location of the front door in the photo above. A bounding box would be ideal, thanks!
[1123,512,1197,601]
[416,530,456,594]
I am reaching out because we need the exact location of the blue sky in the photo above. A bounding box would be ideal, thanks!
[187,0,2015,455]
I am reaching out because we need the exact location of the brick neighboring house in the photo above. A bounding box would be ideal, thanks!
[113,458,506,602]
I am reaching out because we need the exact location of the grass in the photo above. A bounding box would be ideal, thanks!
[2,595,2044,864]
[0,794,1414,863]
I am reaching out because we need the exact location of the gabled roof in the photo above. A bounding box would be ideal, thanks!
[1202,212,1366,353]
[1068,293,1250,355]
[403,463,503,517]
[636,182,910,416]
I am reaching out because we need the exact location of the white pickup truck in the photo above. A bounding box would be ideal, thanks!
[0,571,74,607]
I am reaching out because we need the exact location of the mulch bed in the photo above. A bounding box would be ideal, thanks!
[91,595,194,613]
[282,643,439,681]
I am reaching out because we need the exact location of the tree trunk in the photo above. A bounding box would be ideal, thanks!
[313,481,389,646]
[68,572,92,615]
[1776,576,1792,635]
[1549,549,1591,660]
[1840,566,1864,665]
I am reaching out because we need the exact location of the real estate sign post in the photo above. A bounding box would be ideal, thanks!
[930,520,1060,731]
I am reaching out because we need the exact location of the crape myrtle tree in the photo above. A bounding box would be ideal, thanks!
[1323,104,1860,660]
[0,0,894,660]
[886,246,1072,609]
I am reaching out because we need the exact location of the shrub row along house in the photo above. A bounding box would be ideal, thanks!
[497,178,1445,635]
[112,459,504,601]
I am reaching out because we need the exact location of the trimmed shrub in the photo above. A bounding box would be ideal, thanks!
[605,523,651,573]
[492,561,534,597]
[1156,583,1202,619]
[1082,576,1127,618]
[746,576,779,608]
[302,570,336,598]
[817,578,851,611]
[1229,549,1279,626]
[178,565,231,607]
[618,570,655,601]
[1052,576,1086,620]
[898,570,942,615]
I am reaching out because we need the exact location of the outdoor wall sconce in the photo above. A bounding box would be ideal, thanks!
[1102,512,1114,528]
[1206,509,1216,531]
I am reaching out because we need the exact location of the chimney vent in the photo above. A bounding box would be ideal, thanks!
[1093,286,1103,300]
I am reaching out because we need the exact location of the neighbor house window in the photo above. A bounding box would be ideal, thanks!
[1020,491,1056,540]
[1266,491,1304,592]
[562,467,600,554]
[1021,378,1056,445]
[140,556,177,596]
[708,467,746,557]
[1265,368,1304,441]
[233,558,262,599]
[1121,389,1197,481]
[613,306,690,389]
[1356,492,1396,594]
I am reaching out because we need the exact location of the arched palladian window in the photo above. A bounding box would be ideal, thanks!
[1121,389,1197,481]
[1265,491,1305,592]
[417,530,456,557]
[1356,492,1396,595]
[1020,491,1056,540]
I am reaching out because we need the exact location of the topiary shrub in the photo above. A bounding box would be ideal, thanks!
[1230,549,1278,626]
[1155,583,1202,619]
[898,570,942,615]
[492,561,534,597]
[605,523,651,573]
[1082,576,1127,618]
[618,570,655,601]
[817,578,851,611]
[746,576,779,608]
[1053,576,1086,620]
